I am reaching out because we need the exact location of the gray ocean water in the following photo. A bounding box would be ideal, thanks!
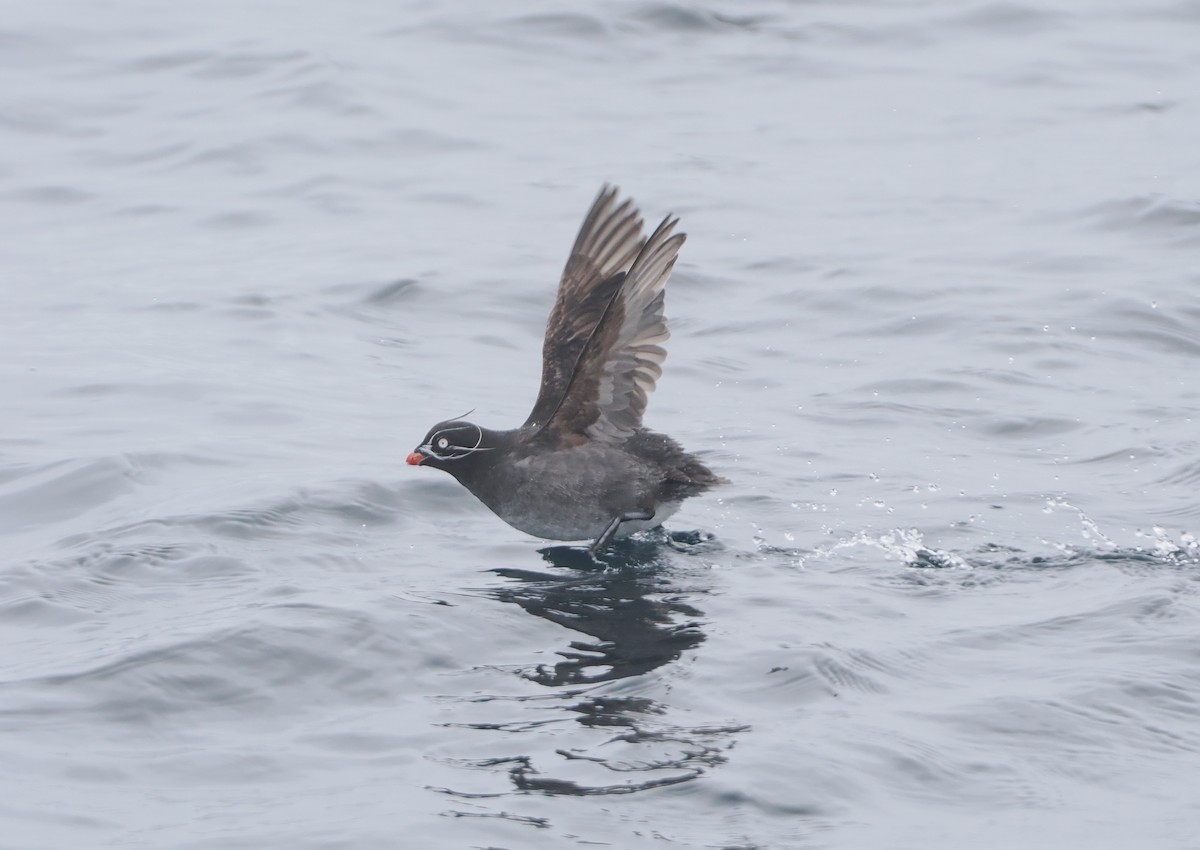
[3,1,1200,848]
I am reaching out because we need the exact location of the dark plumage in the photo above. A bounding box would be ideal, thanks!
[407,185,724,552]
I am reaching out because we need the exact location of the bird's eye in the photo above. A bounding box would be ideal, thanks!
[436,437,450,450]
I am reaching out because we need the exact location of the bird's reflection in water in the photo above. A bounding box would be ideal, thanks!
[488,532,708,687]
[452,533,746,799]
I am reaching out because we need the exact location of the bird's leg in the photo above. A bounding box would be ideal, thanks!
[589,510,655,554]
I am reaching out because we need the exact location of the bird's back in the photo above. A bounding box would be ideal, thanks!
[622,428,726,504]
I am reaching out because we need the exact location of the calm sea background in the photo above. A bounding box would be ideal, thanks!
[3,1,1199,848]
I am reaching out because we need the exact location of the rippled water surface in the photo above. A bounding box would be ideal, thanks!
[3,1,1200,847]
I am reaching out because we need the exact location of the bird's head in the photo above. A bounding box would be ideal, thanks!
[406,419,498,474]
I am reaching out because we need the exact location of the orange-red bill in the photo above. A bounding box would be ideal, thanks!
[405,451,426,466]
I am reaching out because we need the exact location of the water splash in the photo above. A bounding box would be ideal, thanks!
[809,527,970,570]
[1042,497,1198,564]
[1134,526,1200,564]
[1041,496,1119,550]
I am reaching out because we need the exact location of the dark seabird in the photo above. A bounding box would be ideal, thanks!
[407,185,724,552]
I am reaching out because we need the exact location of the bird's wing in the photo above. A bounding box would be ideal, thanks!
[524,187,685,445]
[522,185,645,433]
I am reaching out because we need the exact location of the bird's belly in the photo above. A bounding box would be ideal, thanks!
[500,512,606,542]
[469,451,681,542]
[497,500,682,542]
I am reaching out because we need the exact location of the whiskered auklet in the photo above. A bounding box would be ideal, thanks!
[407,185,724,552]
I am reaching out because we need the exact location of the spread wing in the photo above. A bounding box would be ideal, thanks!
[524,188,685,445]
[523,185,645,432]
